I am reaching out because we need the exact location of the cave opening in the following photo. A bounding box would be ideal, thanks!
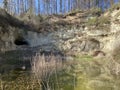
[14,36,29,46]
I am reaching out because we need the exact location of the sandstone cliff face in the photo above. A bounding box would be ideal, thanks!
[24,8,120,56]
[0,27,28,51]
[0,8,120,56]
[25,28,100,54]
[0,8,35,52]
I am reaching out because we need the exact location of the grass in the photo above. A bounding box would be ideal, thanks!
[0,52,120,90]
[87,16,110,27]
[66,9,83,16]
[74,54,94,61]
[0,73,41,90]
[31,54,64,90]
[89,8,102,16]
[30,54,96,90]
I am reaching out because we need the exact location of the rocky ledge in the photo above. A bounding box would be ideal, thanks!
[0,8,120,58]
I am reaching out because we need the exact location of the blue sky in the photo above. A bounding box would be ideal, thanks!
[0,0,71,14]
[0,0,3,7]
[0,0,120,14]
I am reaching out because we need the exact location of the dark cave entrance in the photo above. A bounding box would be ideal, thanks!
[14,36,29,46]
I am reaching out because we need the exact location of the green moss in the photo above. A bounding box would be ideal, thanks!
[98,16,110,25]
[87,17,98,26]
[87,16,110,27]
[74,55,94,61]
[48,66,89,90]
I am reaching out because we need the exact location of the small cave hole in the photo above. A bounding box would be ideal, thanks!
[14,37,29,46]
[116,7,120,10]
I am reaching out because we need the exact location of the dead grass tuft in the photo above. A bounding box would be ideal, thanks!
[31,53,63,90]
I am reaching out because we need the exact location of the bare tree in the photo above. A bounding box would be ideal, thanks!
[0,0,117,15]
[110,0,114,6]
[3,0,8,11]
[38,0,41,14]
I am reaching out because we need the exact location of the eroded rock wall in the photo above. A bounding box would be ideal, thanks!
[1,8,120,56]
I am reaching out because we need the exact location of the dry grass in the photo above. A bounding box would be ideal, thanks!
[0,73,41,90]
[0,53,64,90]
[1,53,120,90]
[31,53,63,90]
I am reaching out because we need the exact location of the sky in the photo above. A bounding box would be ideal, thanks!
[0,0,73,14]
[0,0,3,7]
[0,0,120,14]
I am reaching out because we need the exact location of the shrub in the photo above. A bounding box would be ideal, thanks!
[89,8,102,16]
[87,16,110,27]
[98,16,110,25]
[38,14,44,22]
[87,17,98,26]
[66,9,83,16]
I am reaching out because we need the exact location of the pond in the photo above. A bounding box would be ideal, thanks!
[0,51,119,90]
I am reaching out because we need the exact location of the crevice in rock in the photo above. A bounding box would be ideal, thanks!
[14,36,29,46]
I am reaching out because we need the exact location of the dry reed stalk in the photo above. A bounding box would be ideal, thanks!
[31,53,63,90]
